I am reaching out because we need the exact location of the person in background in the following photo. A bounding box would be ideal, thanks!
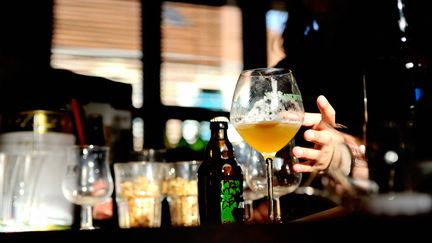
[273,0,432,197]
[274,0,378,139]
[253,1,372,223]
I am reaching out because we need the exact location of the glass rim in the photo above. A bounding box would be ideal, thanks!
[167,160,202,165]
[113,160,167,167]
[68,144,110,150]
[240,67,293,77]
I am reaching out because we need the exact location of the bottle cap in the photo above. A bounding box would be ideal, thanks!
[210,116,229,129]
[210,116,229,123]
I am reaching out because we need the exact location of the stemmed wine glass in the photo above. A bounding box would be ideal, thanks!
[230,68,304,223]
[62,145,114,230]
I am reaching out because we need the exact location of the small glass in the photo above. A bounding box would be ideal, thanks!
[0,153,44,232]
[114,161,166,228]
[165,161,200,227]
[61,145,113,230]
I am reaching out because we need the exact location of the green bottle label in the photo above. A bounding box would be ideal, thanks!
[220,179,241,223]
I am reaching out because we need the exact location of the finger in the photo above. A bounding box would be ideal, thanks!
[303,112,322,127]
[293,146,333,170]
[294,159,331,172]
[317,95,336,126]
[293,163,315,173]
[292,146,321,160]
[304,129,334,146]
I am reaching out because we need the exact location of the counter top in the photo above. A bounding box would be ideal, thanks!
[1,209,430,242]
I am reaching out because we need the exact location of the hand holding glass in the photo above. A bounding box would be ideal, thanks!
[62,145,114,230]
[230,68,304,223]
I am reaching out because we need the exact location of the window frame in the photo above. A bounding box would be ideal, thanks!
[138,0,270,149]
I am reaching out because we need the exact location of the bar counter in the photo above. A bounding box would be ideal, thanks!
[1,207,430,241]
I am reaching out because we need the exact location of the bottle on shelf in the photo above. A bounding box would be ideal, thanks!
[86,113,106,146]
[198,116,244,225]
[172,120,206,161]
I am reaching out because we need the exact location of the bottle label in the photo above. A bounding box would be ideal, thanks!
[220,179,241,224]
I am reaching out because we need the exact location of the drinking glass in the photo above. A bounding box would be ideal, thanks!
[114,161,166,228]
[230,68,304,223]
[165,160,200,227]
[62,145,114,230]
[0,153,43,232]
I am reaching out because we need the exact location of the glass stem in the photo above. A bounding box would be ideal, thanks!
[80,205,95,230]
[265,157,275,223]
[244,200,254,223]
[273,198,282,223]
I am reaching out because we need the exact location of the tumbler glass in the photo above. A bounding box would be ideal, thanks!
[165,160,200,227]
[114,161,166,228]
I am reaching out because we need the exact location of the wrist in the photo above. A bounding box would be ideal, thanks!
[343,136,369,180]
[337,143,352,176]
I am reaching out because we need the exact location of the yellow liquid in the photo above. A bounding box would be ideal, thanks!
[235,121,301,154]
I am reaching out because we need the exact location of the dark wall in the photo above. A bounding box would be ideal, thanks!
[0,1,53,110]
[0,1,133,113]
[0,1,53,69]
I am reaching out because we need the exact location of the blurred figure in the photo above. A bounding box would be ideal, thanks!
[275,0,402,139]
[252,0,432,222]
[275,0,432,193]
[263,0,380,222]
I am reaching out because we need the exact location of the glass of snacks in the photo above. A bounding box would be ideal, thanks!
[165,161,201,227]
[114,161,167,228]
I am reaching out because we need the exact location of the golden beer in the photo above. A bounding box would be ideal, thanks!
[235,121,301,154]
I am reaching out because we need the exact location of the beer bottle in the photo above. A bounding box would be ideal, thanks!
[198,116,244,225]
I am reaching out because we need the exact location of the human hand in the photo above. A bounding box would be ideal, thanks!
[292,95,351,175]
[301,95,336,127]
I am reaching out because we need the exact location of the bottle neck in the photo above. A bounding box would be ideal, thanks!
[205,127,234,161]
[214,128,227,140]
